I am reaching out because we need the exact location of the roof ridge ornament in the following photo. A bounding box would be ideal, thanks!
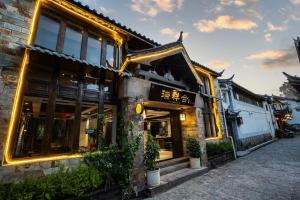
[177,31,184,43]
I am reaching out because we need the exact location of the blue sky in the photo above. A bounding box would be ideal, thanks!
[78,0,300,95]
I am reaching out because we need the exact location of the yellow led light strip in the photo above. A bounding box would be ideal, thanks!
[195,67,223,139]
[46,0,123,45]
[2,0,129,166]
[119,46,183,74]
[3,0,42,165]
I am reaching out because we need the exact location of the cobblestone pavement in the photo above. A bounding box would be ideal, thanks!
[150,136,300,200]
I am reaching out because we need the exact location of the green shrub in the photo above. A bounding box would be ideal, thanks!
[206,141,233,157]
[2,165,103,200]
[275,129,284,138]
[144,134,160,171]
[186,137,201,158]
[83,134,142,194]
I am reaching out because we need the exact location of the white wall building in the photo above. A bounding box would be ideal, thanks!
[219,76,277,151]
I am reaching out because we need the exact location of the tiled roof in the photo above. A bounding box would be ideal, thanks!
[219,77,265,100]
[192,61,223,77]
[127,41,181,56]
[64,0,222,77]
[17,42,131,76]
[66,0,160,46]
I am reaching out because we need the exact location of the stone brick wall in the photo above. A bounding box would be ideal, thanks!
[119,97,145,193]
[0,0,35,164]
[0,0,83,184]
[181,108,208,167]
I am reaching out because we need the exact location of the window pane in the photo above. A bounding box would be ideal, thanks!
[35,15,59,51]
[86,36,101,66]
[63,27,82,58]
[106,43,115,67]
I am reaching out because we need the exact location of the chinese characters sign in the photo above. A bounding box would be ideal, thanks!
[149,84,196,106]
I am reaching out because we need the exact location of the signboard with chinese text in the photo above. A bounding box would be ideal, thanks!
[149,84,196,106]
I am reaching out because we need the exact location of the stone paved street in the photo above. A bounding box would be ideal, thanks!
[150,136,300,200]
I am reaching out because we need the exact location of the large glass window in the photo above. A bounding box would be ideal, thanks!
[35,15,60,51]
[63,27,82,58]
[86,36,102,66]
[203,98,217,138]
[106,42,116,68]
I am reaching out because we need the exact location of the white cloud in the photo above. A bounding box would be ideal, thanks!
[290,0,300,5]
[266,22,288,32]
[246,50,286,60]
[194,15,257,33]
[246,48,298,68]
[160,28,189,39]
[79,0,114,14]
[241,9,263,20]
[131,0,185,17]
[220,0,247,7]
[264,33,272,42]
[207,60,230,69]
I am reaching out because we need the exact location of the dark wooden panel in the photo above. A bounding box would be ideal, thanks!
[170,111,183,158]
[26,79,50,97]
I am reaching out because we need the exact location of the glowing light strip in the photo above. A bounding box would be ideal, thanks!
[119,46,183,74]
[46,0,123,44]
[195,67,222,139]
[3,0,42,165]
[5,154,81,166]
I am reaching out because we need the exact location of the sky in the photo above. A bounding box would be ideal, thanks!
[78,0,300,95]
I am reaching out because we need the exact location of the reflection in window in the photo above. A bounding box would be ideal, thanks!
[79,105,116,150]
[35,15,59,51]
[50,100,76,153]
[86,36,102,66]
[106,43,115,67]
[14,98,47,157]
[63,27,82,58]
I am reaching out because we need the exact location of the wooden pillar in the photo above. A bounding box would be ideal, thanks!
[96,69,106,149]
[42,59,60,154]
[71,65,85,152]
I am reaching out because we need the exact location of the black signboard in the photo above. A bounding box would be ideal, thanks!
[149,84,196,106]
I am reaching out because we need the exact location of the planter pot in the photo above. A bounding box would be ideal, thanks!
[190,157,201,169]
[147,169,160,187]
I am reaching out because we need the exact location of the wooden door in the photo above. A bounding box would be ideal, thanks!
[170,111,183,158]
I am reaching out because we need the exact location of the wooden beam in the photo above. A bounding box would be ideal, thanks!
[71,65,85,152]
[42,59,60,154]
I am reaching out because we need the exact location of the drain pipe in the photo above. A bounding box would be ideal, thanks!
[218,87,237,159]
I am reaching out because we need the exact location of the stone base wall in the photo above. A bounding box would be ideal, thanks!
[236,133,272,151]
[181,108,208,167]
[119,97,145,193]
[0,157,81,184]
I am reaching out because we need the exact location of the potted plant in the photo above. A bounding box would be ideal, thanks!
[144,134,160,187]
[187,137,201,169]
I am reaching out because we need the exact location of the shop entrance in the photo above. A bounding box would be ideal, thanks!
[144,109,183,161]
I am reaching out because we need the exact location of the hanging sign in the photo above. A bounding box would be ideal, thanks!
[149,83,196,106]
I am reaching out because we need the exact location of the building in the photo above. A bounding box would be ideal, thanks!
[219,76,276,151]
[295,37,300,63]
[272,96,300,127]
[0,0,226,190]
[271,96,292,129]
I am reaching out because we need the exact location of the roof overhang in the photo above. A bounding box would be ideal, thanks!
[120,43,203,85]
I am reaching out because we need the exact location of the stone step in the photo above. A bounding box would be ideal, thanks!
[160,161,190,176]
[145,167,209,197]
[158,157,189,169]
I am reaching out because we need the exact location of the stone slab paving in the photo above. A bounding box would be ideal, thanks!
[150,136,300,200]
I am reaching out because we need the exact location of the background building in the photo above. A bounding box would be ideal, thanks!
[219,76,276,151]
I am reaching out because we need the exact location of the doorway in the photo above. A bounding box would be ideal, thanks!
[144,109,183,161]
